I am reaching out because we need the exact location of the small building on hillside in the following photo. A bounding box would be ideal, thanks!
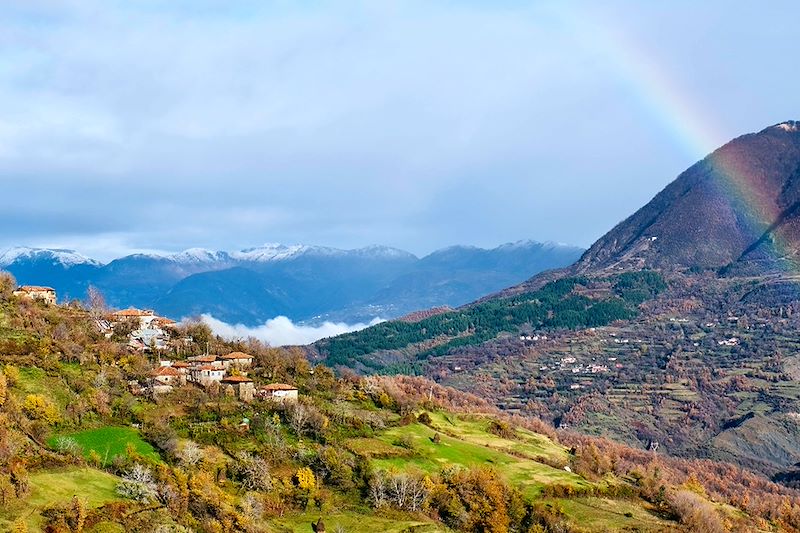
[221,375,255,402]
[153,317,177,329]
[152,365,185,386]
[257,383,299,402]
[220,351,254,370]
[134,327,169,351]
[188,354,223,369]
[112,308,158,328]
[13,286,56,305]
[190,365,225,385]
[171,360,190,374]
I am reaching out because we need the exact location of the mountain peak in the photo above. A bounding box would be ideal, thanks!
[230,244,311,262]
[575,121,800,273]
[0,247,102,268]
[769,120,800,133]
[169,248,229,263]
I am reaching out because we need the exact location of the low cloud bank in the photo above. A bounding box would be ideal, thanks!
[201,314,383,346]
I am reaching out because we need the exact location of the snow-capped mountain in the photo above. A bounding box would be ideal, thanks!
[230,244,313,262]
[0,241,583,323]
[0,247,102,268]
[167,248,232,264]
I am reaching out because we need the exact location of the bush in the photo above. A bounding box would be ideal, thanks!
[54,436,83,458]
[22,394,61,425]
[487,419,517,440]
[667,489,727,533]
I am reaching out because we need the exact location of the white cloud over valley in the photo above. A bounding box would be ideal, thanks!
[200,314,384,347]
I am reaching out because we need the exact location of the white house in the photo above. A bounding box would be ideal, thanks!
[112,308,158,329]
[257,383,299,402]
[190,365,225,385]
[152,365,185,386]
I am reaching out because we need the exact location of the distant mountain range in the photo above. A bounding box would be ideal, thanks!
[0,241,584,324]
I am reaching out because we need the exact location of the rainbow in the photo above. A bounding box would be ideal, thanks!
[562,8,799,275]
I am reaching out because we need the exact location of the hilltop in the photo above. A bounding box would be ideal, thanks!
[570,121,800,275]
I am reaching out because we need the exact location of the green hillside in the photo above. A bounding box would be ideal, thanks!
[316,272,666,371]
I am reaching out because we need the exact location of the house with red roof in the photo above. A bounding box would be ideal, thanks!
[257,383,299,402]
[221,375,255,402]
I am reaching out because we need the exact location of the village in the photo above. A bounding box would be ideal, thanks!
[12,284,300,405]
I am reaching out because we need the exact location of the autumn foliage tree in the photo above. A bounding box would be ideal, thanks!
[429,466,523,533]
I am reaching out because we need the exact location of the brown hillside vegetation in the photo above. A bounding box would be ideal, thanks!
[0,274,798,531]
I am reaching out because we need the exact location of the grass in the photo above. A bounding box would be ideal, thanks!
[0,467,122,531]
[425,412,569,463]
[50,426,161,465]
[266,510,449,533]
[544,497,676,532]
[345,437,412,459]
[371,418,590,497]
[15,366,73,409]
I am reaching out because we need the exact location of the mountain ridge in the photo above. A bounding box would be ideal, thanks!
[0,240,583,325]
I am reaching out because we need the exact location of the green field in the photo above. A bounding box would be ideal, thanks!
[0,467,121,531]
[267,510,449,533]
[365,416,590,498]
[425,412,569,463]
[50,426,161,465]
[544,497,676,532]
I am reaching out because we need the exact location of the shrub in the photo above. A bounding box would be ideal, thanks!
[294,467,316,491]
[22,394,61,425]
[487,419,517,440]
[667,489,727,533]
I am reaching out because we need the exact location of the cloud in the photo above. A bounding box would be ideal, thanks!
[200,314,383,347]
[0,1,797,256]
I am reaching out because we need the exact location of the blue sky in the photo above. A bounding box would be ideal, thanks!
[0,0,797,260]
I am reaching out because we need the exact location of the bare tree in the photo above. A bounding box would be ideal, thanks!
[0,272,15,301]
[370,470,428,512]
[86,285,108,318]
[289,403,311,436]
[234,452,272,491]
[116,464,158,502]
[179,441,203,467]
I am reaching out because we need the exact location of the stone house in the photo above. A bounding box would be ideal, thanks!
[221,375,255,402]
[13,286,56,305]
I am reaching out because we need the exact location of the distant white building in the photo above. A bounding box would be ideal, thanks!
[112,308,158,328]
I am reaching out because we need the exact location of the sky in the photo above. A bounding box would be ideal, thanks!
[0,0,798,261]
